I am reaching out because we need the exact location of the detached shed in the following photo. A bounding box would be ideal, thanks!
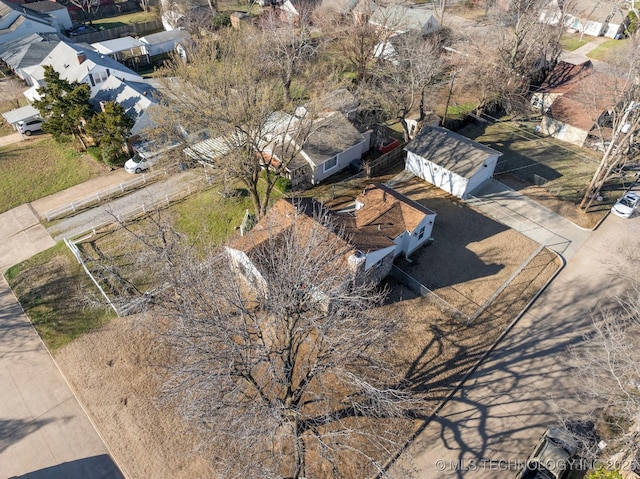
[405,126,502,199]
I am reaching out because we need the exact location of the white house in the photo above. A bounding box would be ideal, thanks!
[0,0,71,45]
[343,183,436,261]
[405,125,503,199]
[227,187,434,290]
[0,33,59,81]
[285,111,370,185]
[91,76,158,133]
[22,41,143,101]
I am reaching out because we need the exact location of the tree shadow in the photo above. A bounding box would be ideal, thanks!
[8,454,124,479]
[0,417,58,454]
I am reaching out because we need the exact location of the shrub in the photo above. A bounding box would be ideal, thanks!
[275,176,292,193]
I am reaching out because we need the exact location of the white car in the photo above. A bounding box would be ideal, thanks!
[17,118,43,136]
[611,192,640,218]
[124,154,152,174]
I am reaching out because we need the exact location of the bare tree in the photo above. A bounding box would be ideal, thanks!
[580,36,640,210]
[150,32,320,219]
[251,12,323,101]
[566,287,640,463]
[137,202,419,478]
[319,2,390,85]
[63,0,101,24]
[372,32,446,141]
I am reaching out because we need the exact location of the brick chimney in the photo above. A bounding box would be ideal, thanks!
[77,51,86,64]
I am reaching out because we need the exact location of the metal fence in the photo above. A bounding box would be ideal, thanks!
[45,170,166,221]
[390,265,470,324]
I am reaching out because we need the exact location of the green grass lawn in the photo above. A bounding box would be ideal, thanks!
[560,34,588,51]
[5,242,115,351]
[0,138,105,214]
[91,10,160,29]
[588,38,629,61]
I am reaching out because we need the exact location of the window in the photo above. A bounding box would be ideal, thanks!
[323,156,337,172]
[418,226,425,240]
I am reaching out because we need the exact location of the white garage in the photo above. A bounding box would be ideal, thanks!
[405,125,502,199]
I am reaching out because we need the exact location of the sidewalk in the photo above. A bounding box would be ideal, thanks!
[0,182,128,477]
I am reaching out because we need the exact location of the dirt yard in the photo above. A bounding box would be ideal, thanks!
[53,176,562,478]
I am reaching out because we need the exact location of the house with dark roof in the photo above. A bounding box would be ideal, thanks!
[0,0,70,45]
[0,32,58,81]
[405,125,503,199]
[226,185,435,291]
[532,60,623,147]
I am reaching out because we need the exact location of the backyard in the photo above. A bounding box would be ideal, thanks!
[458,117,611,228]
[6,166,562,477]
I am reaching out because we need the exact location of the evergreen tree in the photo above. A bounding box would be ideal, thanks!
[32,65,92,149]
[86,101,134,165]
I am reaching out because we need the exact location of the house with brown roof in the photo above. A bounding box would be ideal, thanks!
[532,60,623,147]
[226,185,435,291]
[404,125,503,199]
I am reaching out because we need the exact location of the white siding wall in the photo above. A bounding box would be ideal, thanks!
[364,245,396,270]
[465,155,498,198]
[405,214,436,256]
[406,151,468,198]
[540,116,588,146]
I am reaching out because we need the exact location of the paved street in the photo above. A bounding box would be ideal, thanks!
[396,211,635,478]
[0,205,125,479]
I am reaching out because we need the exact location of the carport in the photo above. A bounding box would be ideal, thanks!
[1,104,40,130]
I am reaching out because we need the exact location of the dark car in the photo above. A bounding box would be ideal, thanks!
[517,427,578,479]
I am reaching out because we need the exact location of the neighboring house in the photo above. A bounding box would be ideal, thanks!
[533,60,621,147]
[226,198,359,299]
[530,60,593,113]
[369,4,439,35]
[280,111,370,185]
[91,36,150,67]
[22,40,143,101]
[184,110,370,186]
[91,76,158,134]
[0,32,59,81]
[405,125,503,199]
[226,187,435,292]
[139,29,190,57]
[0,0,70,45]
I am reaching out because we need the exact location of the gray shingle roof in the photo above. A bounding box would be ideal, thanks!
[405,125,502,179]
[0,33,58,70]
[303,112,364,166]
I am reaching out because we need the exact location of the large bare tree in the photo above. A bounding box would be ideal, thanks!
[566,288,640,464]
[150,31,320,218]
[137,203,419,479]
[580,35,640,210]
[372,32,446,141]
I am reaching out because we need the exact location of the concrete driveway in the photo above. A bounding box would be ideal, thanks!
[0,206,125,477]
[467,179,591,260]
[394,209,634,478]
